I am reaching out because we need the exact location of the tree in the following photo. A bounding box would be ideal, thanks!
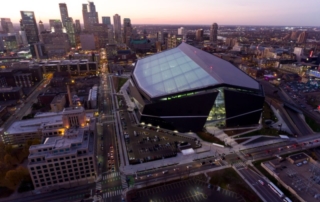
[4,170,23,189]
[4,154,17,167]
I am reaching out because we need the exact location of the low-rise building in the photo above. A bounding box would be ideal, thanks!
[27,127,96,192]
[50,94,66,112]
[1,106,90,145]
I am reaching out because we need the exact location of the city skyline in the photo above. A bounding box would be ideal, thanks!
[0,0,319,27]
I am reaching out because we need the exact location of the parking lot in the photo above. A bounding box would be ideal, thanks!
[128,176,238,202]
[117,96,202,164]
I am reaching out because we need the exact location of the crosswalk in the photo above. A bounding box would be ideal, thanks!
[102,172,120,180]
[102,190,122,198]
[233,161,246,169]
[96,181,102,190]
[121,175,128,189]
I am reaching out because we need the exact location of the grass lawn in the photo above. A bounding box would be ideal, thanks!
[208,168,261,202]
[196,131,225,145]
[305,115,320,132]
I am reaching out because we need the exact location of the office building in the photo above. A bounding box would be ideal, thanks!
[0,33,19,51]
[18,31,28,46]
[102,17,111,25]
[80,34,95,50]
[20,11,39,44]
[38,20,45,34]
[75,20,81,34]
[65,17,76,47]
[113,14,121,43]
[1,18,14,33]
[157,31,164,44]
[41,32,70,58]
[0,87,23,102]
[59,3,69,27]
[210,23,218,42]
[178,27,185,35]
[166,34,182,49]
[91,24,110,49]
[129,43,264,132]
[27,126,97,191]
[123,18,132,45]
[82,2,99,31]
[195,29,203,41]
[49,19,64,33]
[51,94,66,112]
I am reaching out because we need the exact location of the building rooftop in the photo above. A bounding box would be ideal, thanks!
[133,43,260,98]
[6,115,63,134]
[288,153,308,161]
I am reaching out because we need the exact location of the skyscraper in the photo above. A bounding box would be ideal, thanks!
[113,14,121,43]
[123,18,132,45]
[65,17,76,47]
[82,1,99,31]
[102,17,111,25]
[59,3,69,27]
[75,20,81,34]
[1,18,14,33]
[49,19,64,33]
[82,4,89,31]
[195,29,203,41]
[178,27,185,35]
[210,23,218,43]
[38,20,45,33]
[20,11,39,44]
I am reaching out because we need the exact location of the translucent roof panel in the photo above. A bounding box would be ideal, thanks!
[134,49,219,97]
[133,43,260,98]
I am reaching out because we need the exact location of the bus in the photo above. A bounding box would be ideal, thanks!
[283,197,292,202]
[268,182,284,198]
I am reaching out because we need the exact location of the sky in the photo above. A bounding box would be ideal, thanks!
[1,0,319,26]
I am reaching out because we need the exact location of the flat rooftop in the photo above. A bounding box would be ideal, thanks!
[288,153,308,161]
[6,115,63,134]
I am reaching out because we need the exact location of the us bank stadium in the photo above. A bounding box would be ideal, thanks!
[128,43,265,132]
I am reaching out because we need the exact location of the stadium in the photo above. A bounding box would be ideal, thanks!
[128,43,265,132]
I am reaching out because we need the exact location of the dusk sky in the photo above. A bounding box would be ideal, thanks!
[1,0,319,26]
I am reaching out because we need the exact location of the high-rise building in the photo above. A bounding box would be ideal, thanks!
[65,17,76,47]
[41,32,70,58]
[38,20,45,34]
[157,31,164,43]
[18,31,28,46]
[20,11,39,44]
[297,31,308,44]
[178,27,185,35]
[82,4,89,31]
[102,17,111,25]
[210,23,218,42]
[91,24,110,49]
[1,18,14,33]
[123,18,132,45]
[75,20,81,34]
[113,14,121,43]
[82,1,99,31]
[49,19,64,33]
[195,29,203,41]
[59,3,69,27]
[0,33,19,51]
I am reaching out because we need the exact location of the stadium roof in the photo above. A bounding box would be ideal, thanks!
[133,43,260,98]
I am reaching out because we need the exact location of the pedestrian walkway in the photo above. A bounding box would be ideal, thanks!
[96,181,102,191]
[102,172,120,180]
[121,175,128,189]
[102,189,122,199]
[233,161,246,169]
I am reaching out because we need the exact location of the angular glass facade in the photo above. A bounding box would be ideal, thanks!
[207,88,226,126]
[133,48,218,97]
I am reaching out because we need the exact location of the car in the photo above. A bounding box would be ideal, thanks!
[258,180,264,185]
[186,165,192,169]
[296,163,302,167]
[147,174,152,177]
[303,160,308,164]
[162,170,168,174]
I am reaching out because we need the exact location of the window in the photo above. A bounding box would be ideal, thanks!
[59,158,64,161]
[86,174,90,177]
[38,171,42,174]
[52,177,56,180]
[72,160,76,163]
[68,169,72,172]
[35,184,39,187]
[54,159,58,162]
[61,162,65,165]
[53,181,57,184]
[57,171,61,175]
[70,177,74,180]
[49,164,53,167]
[39,175,43,178]
[50,168,54,172]
[56,167,60,171]
[59,180,63,183]
[67,161,71,164]
[31,167,34,170]
[54,163,59,166]
[42,165,47,168]
[66,156,70,160]
[62,166,66,170]
[43,169,48,173]
[41,183,45,186]
[47,159,52,163]
[32,172,36,175]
